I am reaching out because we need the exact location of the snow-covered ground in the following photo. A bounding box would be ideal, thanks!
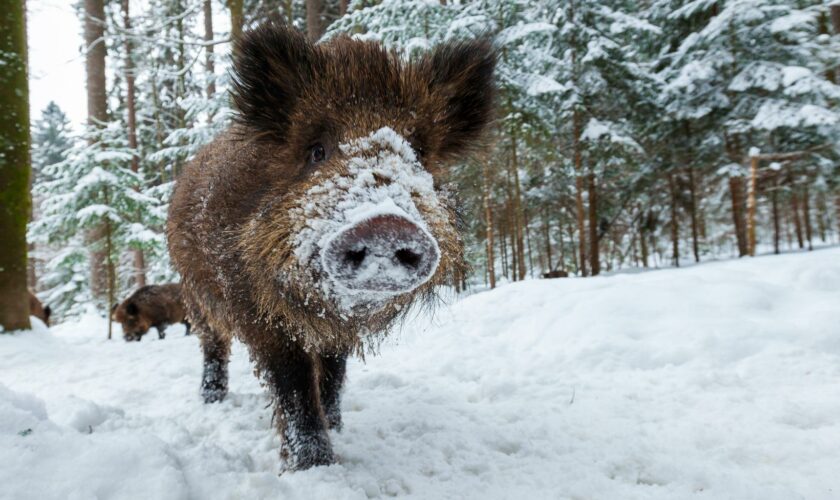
[2,248,839,500]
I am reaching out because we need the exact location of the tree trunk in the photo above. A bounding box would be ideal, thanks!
[573,109,588,276]
[729,176,748,256]
[524,208,535,277]
[339,0,348,16]
[482,164,495,289]
[803,184,813,251]
[746,155,758,256]
[543,209,552,272]
[508,129,527,281]
[122,0,146,288]
[832,5,840,82]
[687,166,701,262]
[498,211,508,280]
[204,0,216,102]
[306,0,324,42]
[791,192,804,249]
[0,0,32,331]
[668,172,680,267]
[771,187,780,255]
[84,0,110,302]
[228,0,244,52]
[587,172,600,275]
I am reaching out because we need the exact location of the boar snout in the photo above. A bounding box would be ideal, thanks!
[322,214,440,294]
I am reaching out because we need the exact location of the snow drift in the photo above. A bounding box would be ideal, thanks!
[1,248,839,499]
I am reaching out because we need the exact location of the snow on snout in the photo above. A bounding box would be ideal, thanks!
[291,127,444,312]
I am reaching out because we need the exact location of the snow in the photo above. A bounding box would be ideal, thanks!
[2,248,839,499]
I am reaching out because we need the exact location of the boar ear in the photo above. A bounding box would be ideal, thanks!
[425,38,496,161]
[126,302,139,316]
[231,20,319,142]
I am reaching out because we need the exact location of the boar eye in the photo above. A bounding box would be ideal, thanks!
[308,143,327,166]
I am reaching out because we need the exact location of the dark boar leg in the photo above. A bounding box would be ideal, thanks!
[156,324,167,339]
[183,319,191,335]
[258,343,334,470]
[199,326,231,403]
[319,353,347,431]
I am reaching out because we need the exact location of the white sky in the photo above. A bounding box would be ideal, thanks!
[28,0,88,130]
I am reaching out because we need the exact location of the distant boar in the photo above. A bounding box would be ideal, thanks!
[112,284,190,341]
[29,290,51,327]
[167,21,495,470]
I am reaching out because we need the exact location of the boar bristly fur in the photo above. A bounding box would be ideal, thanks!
[112,283,190,341]
[167,20,495,471]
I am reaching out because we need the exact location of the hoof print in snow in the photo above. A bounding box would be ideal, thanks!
[167,19,495,468]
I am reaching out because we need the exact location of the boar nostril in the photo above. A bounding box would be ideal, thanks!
[394,248,421,268]
[322,214,440,294]
[344,248,367,268]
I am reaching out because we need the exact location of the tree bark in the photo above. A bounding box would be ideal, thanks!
[228,0,244,52]
[306,0,324,42]
[84,0,110,301]
[729,176,748,256]
[543,209,552,272]
[791,191,804,249]
[771,187,780,255]
[803,184,813,251]
[508,128,527,281]
[204,0,216,102]
[687,166,700,262]
[339,0,348,16]
[482,164,495,289]
[0,0,32,331]
[668,172,680,267]
[122,0,146,288]
[573,109,588,276]
[746,155,758,256]
[587,172,600,275]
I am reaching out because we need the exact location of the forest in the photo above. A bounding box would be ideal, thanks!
[4,0,840,323]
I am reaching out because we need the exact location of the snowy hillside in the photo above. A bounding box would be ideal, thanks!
[2,248,839,500]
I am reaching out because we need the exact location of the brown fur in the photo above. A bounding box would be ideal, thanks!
[112,284,189,341]
[167,21,495,470]
[29,290,50,327]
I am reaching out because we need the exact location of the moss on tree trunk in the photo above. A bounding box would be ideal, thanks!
[0,0,32,331]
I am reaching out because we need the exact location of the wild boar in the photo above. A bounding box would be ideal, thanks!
[112,283,190,341]
[167,21,495,470]
[29,290,51,327]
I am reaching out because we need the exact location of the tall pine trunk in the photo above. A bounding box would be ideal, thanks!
[204,0,215,103]
[306,0,324,42]
[509,127,526,281]
[587,172,600,275]
[84,0,110,302]
[803,184,813,251]
[668,172,680,267]
[771,186,780,255]
[573,109,587,276]
[228,0,243,52]
[791,191,804,249]
[0,0,32,331]
[482,163,496,289]
[729,176,748,256]
[122,0,146,288]
[687,166,701,262]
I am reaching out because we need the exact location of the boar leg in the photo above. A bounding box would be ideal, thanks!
[183,319,191,335]
[259,344,334,470]
[319,353,347,431]
[199,325,231,403]
[155,324,167,339]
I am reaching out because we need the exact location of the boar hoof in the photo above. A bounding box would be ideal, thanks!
[202,386,227,404]
[283,433,335,471]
